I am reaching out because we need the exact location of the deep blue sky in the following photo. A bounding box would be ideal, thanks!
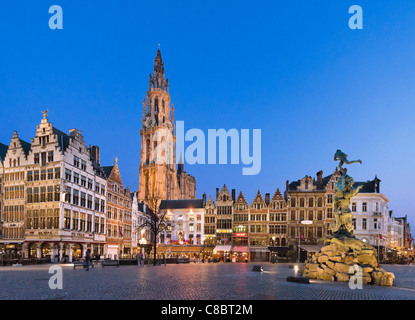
[1,1,415,226]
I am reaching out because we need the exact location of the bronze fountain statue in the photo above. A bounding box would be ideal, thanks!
[301,149,395,286]
[330,149,363,239]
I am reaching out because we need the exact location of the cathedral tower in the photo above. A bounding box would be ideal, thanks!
[138,49,196,203]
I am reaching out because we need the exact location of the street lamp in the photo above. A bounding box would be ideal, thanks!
[298,220,313,263]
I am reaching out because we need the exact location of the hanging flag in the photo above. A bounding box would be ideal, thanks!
[299,233,305,241]
[379,234,383,240]
[118,222,123,237]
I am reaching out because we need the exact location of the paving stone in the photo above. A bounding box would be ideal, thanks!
[0,263,414,300]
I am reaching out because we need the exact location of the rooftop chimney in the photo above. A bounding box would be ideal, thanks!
[216,188,219,199]
[232,189,236,203]
[265,193,270,206]
[317,170,323,185]
[89,145,100,164]
[202,193,206,207]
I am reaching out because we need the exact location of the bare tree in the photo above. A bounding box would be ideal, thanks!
[136,195,172,265]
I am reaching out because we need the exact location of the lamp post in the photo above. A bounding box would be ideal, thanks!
[272,236,276,263]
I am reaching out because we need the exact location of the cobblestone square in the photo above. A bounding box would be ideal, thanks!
[1,263,415,300]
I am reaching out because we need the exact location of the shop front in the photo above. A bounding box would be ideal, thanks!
[154,244,204,259]
[0,243,23,258]
[268,246,289,262]
[249,246,270,262]
[213,245,232,262]
[231,246,249,262]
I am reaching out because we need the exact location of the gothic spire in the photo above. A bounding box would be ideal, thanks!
[149,49,167,91]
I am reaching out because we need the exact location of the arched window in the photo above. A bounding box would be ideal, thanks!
[146,139,150,164]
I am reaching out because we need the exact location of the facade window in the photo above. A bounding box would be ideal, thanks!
[362,202,367,212]
[27,188,33,203]
[41,170,46,181]
[327,208,333,219]
[33,210,39,229]
[34,170,39,181]
[308,198,313,207]
[47,168,54,180]
[47,209,53,229]
[73,173,79,184]
[362,218,367,230]
[48,151,54,162]
[26,210,33,229]
[73,190,79,205]
[81,176,86,187]
[54,186,60,201]
[33,187,40,203]
[65,169,71,182]
[65,187,71,203]
[87,195,93,209]
[352,218,356,230]
[47,186,53,202]
[80,213,86,231]
[73,156,80,168]
[291,198,296,207]
[308,210,314,220]
[80,192,86,207]
[34,153,40,164]
[54,208,59,229]
[352,202,356,212]
[81,160,87,171]
[73,212,79,230]
[95,217,99,233]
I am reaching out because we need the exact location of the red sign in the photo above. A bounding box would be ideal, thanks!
[235,232,247,238]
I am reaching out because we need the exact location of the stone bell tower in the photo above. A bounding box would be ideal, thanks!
[138,49,179,203]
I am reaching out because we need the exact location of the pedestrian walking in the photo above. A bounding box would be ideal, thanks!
[85,249,91,271]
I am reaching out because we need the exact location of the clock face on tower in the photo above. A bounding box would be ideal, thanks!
[146,118,153,128]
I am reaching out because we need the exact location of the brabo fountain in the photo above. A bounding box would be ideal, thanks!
[302,150,395,286]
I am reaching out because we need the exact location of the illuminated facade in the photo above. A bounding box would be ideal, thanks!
[103,160,133,259]
[0,113,108,261]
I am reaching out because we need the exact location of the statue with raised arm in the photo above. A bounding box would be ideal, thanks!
[41,109,49,119]
[303,150,395,286]
[334,149,362,174]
